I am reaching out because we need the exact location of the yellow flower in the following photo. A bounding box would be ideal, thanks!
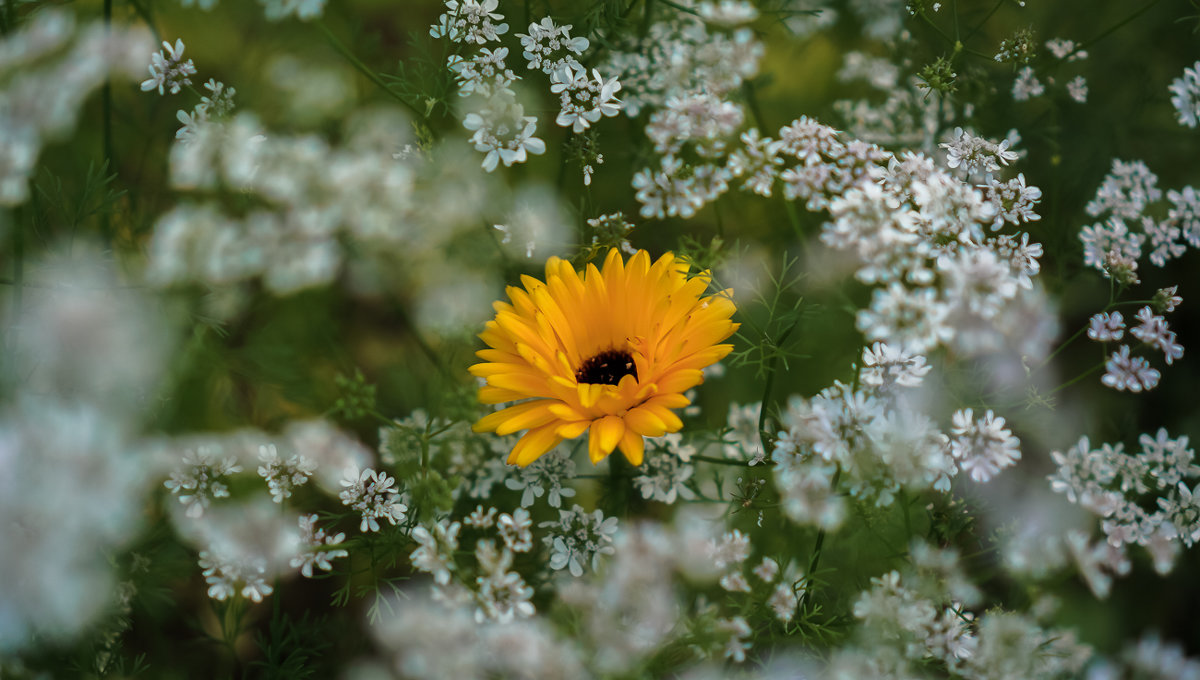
[470,248,738,467]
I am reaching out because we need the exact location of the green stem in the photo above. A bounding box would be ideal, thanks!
[963,0,1004,42]
[756,316,801,457]
[100,0,114,247]
[654,0,702,16]
[6,208,21,348]
[739,81,811,253]
[1076,0,1165,52]
[317,21,425,120]
[1044,363,1104,397]
[803,467,840,585]
[691,453,772,467]
[918,12,992,60]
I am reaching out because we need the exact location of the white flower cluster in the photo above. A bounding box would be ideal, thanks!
[939,127,1020,177]
[181,502,304,603]
[835,74,955,151]
[846,554,1090,679]
[177,0,326,20]
[0,11,151,205]
[1079,159,1200,280]
[140,38,196,95]
[1090,304,1184,393]
[165,419,371,519]
[164,445,243,518]
[601,13,762,118]
[150,108,498,300]
[550,63,622,134]
[634,116,1046,359]
[558,517,723,673]
[1169,60,1200,129]
[257,443,316,503]
[504,448,577,507]
[371,592,585,680]
[711,530,802,623]
[175,78,237,142]
[338,465,409,532]
[1048,429,1200,580]
[539,505,619,577]
[632,433,697,503]
[432,1,622,173]
[517,17,589,74]
[773,341,1023,530]
[773,380,952,524]
[292,513,348,578]
[410,513,537,624]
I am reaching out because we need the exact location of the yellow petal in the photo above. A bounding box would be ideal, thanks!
[618,429,645,465]
[588,415,625,464]
[509,424,563,467]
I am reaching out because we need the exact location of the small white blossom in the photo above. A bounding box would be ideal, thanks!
[1102,345,1161,392]
[497,508,533,553]
[290,514,348,578]
[1169,61,1200,128]
[505,450,576,508]
[257,444,316,503]
[540,505,618,577]
[140,39,196,95]
[338,466,408,532]
[164,446,242,518]
[949,409,1021,482]
[1087,311,1125,342]
[410,519,462,584]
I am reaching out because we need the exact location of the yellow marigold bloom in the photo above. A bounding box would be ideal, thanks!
[470,248,738,467]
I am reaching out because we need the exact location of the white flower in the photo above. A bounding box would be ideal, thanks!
[1168,60,1200,128]
[1012,66,1044,101]
[1102,345,1160,392]
[1087,311,1125,342]
[338,465,408,532]
[140,39,197,95]
[1067,76,1088,103]
[462,93,546,171]
[290,514,348,578]
[410,519,462,584]
[540,505,618,577]
[497,508,533,552]
[861,342,931,390]
[257,443,316,503]
[1131,306,1184,365]
[516,17,589,74]
[550,64,622,133]
[949,409,1021,482]
[504,450,576,508]
[698,0,760,26]
[164,445,242,518]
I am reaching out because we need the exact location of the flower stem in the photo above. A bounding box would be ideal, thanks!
[963,0,1005,42]
[100,0,114,247]
[691,453,772,467]
[1077,0,1165,52]
[317,21,424,120]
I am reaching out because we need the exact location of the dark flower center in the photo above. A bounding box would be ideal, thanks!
[576,349,638,386]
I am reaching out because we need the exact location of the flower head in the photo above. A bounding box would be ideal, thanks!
[470,248,738,466]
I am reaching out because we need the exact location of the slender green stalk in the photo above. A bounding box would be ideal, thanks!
[1077,0,1165,52]
[640,0,655,39]
[317,21,425,120]
[756,316,800,457]
[917,12,992,60]
[100,0,114,246]
[691,453,773,467]
[5,208,21,349]
[963,0,1005,42]
[740,80,811,251]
